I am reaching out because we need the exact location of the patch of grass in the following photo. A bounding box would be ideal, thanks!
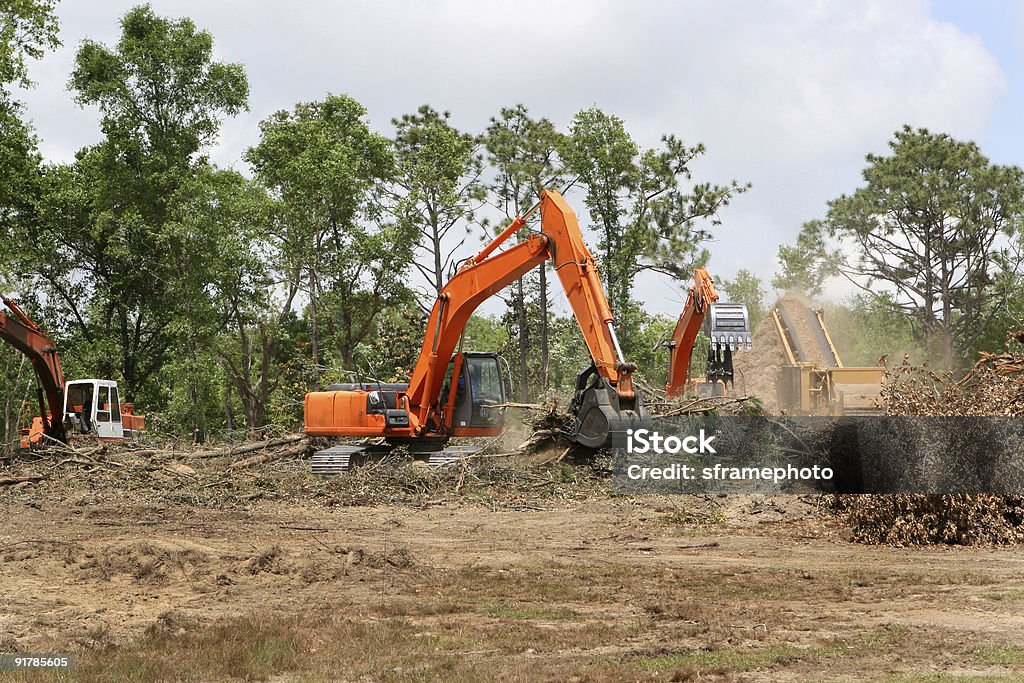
[974,644,1024,667]
[482,603,581,621]
[633,625,910,678]
[636,644,807,674]
[981,588,1024,604]
[883,676,1022,683]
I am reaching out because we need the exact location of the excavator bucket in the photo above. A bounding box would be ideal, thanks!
[564,365,651,448]
[705,303,752,386]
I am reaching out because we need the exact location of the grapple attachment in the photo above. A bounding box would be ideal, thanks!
[705,303,752,386]
[564,365,651,448]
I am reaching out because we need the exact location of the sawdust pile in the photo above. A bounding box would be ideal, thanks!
[732,292,831,412]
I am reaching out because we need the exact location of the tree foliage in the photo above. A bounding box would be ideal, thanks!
[560,106,749,320]
[483,105,566,398]
[247,93,415,376]
[777,126,1024,369]
[719,268,767,332]
[391,105,484,297]
[0,0,59,92]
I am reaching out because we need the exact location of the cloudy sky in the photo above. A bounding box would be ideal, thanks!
[13,1,1023,317]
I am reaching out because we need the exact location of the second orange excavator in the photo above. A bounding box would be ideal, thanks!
[304,190,650,470]
[665,268,752,398]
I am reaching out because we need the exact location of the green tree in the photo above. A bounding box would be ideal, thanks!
[0,0,59,91]
[483,104,566,397]
[777,126,1024,370]
[773,219,839,296]
[3,5,251,413]
[0,1,59,453]
[560,107,749,331]
[391,105,484,298]
[822,293,923,367]
[719,268,767,332]
[70,6,247,164]
[0,0,58,226]
[246,93,415,379]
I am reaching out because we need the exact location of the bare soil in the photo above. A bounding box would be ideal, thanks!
[2,452,1023,681]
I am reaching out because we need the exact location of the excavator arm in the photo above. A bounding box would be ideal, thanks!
[406,189,646,446]
[665,270,752,398]
[1,296,67,443]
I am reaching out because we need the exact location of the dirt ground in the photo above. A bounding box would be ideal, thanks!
[2,450,1024,682]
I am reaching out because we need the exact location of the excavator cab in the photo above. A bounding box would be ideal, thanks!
[441,351,506,435]
[63,379,125,440]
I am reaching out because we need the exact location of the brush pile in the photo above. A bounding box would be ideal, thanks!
[838,493,1024,546]
[844,330,1024,545]
[882,351,1024,416]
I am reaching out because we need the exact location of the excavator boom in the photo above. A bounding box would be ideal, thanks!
[665,269,752,398]
[1,296,66,443]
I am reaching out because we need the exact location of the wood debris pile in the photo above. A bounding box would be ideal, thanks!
[843,333,1024,546]
[837,493,1024,546]
[882,351,1024,417]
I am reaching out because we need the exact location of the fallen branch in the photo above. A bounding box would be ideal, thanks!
[227,443,307,470]
[0,475,46,486]
[489,402,555,412]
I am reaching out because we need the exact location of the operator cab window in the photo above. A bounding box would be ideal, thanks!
[97,385,111,423]
[66,383,94,433]
[110,386,121,422]
[466,355,504,426]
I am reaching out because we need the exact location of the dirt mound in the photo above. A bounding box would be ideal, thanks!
[245,545,292,575]
[76,541,209,583]
[731,292,842,412]
[731,319,784,412]
[359,547,417,569]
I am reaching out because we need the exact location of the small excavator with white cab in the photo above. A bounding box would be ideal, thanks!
[1,295,144,448]
[304,190,651,471]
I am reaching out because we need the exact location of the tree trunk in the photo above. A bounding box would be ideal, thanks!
[225,378,235,444]
[515,278,529,402]
[309,271,321,387]
[539,264,549,391]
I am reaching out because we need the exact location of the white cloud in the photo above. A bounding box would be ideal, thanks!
[12,0,1006,314]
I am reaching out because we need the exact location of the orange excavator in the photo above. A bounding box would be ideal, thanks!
[304,190,650,470]
[1,295,144,448]
[665,268,752,398]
